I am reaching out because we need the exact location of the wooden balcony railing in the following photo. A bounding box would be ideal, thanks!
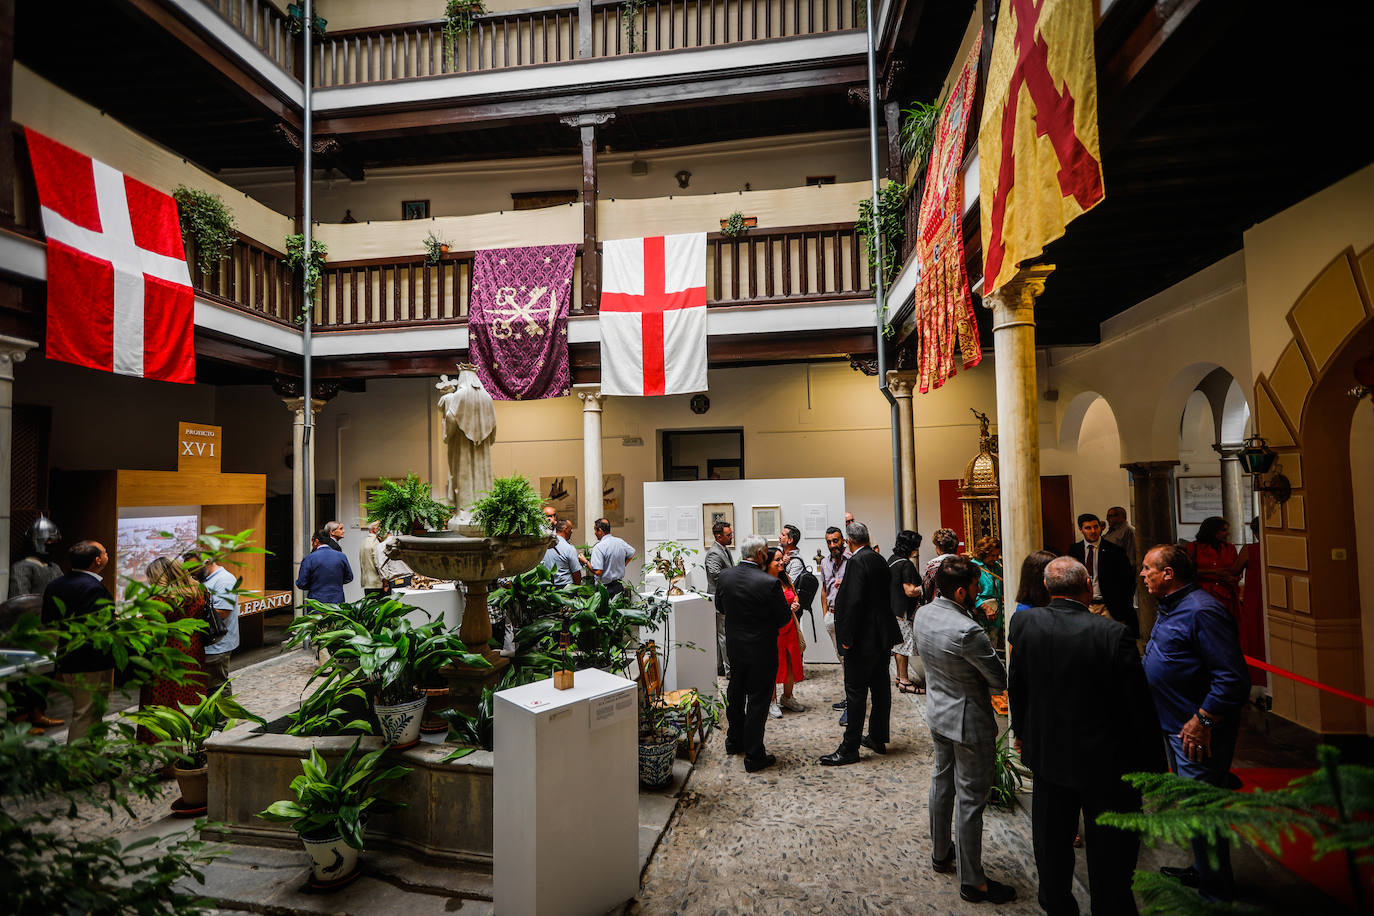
[187,232,302,325]
[591,0,860,56]
[204,0,297,74]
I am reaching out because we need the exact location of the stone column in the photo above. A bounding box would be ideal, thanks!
[985,266,1054,612]
[577,385,605,543]
[886,369,918,531]
[1123,459,1180,639]
[1213,442,1247,541]
[283,396,324,610]
[0,335,36,601]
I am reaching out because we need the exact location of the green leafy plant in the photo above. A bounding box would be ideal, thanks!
[285,666,375,737]
[720,211,749,238]
[489,563,576,630]
[320,618,491,706]
[650,540,697,584]
[123,680,265,768]
[363,474,453,536]
[258,738,411,850]
[470,474,547,538]
[989,729,1025,809]
[899,95,943,176]
[622,0,647,52]
[1100,745,1374,914]
[422,230,450,265]
[438,686,495,759]
[857,180,909,290]
[285,594,414,657]
[443,0,485,67]
[285,3,327,36]
[172,186,237,278]
[284,233,328,304]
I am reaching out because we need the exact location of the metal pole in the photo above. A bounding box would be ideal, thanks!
[865,0,903,536]
[301,0,314,558]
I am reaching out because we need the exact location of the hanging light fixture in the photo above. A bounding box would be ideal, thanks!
[1239,434,1291,505]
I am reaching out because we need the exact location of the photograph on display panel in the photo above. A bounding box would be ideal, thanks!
[702,503,734,543]
[602,473,625,526]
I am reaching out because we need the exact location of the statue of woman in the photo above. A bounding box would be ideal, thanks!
[437,365,497,515]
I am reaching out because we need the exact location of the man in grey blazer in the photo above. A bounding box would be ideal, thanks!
[912,555,1016,905]
[704,521,734,676]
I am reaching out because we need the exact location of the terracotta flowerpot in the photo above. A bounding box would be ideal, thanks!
[439,244,450,253]
[173,763,208,809]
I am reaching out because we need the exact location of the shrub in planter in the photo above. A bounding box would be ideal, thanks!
[437,685,495,760]
[284,593,413,657]
[469,474,546,538]
[172,186,237,277]
[285,666,376,738]
[363,474,453,536]
[422,230,451,266]
[258,738,410,886]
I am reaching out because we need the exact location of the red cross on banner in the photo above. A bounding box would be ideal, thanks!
[599,233,707,396]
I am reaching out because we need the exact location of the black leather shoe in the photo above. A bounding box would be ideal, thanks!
[861,736,887,755]
[959,879,1017,904]
[832,698,847,710]
[818,747,860,766]
[744,753,776,773]
[932,850,956,874]
[725,744,741,755]
[1159,865,1200,887]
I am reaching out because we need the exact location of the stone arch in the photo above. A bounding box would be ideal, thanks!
[1220,377,1252,444]
[1253,245,1374,735]
[1057,389,1121,453]
[1148,360,1251,458]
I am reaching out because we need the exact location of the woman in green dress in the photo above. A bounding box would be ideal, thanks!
[970,536,1004,651]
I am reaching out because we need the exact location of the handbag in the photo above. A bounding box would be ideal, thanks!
[199,586,228,647]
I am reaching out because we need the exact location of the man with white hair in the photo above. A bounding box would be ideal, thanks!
[716,534,792,773]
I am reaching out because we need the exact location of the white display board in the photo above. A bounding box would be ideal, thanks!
[643,477,846,664]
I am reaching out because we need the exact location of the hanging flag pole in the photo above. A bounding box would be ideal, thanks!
[301,0,315,560]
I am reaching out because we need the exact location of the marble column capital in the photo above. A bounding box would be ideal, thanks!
[1211,442,1245,459]
[575,385,605,412]
[280,397,326,417]
[1121,460,1180,479]
[983,264,1056,319]
[0,335,37,383]
[885,369,918,399]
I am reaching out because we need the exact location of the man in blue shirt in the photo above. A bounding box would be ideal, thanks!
[541,519,582,587]
[1141,543,1248,902]
[296,529,354,604]
[589,518,635,598]
[199,555,240,695]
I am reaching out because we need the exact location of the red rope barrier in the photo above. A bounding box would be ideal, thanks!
[1246,655,1374,708]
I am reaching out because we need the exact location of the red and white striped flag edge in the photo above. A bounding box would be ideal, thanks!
[598,232,707,397]
[24,128,195,384]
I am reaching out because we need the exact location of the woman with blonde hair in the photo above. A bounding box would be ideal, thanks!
[137,556,208,744]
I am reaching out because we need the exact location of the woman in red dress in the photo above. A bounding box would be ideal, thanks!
[764,546,804,719]
[138,556,208,744]
[1184,516,1245,621]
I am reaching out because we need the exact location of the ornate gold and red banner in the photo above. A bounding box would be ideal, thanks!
[979,0,1106,295]
[916,35,982,394]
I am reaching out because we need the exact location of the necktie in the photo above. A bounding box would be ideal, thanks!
[1087,544,1096,581]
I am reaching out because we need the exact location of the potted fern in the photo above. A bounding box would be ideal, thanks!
[364,474,453,535]
[470,474,547,540]
[172,186,237,278]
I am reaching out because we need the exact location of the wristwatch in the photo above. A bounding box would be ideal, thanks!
[1196,710,1217,728]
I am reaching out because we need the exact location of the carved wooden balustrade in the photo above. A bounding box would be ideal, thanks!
[204,0,298,73]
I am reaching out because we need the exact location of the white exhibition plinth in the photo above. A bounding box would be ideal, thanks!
[494,668,639,916]
[394,582,463,630]
[640,591,719,698]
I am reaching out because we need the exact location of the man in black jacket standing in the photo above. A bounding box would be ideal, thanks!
[41,540,116,743]
[820,521,903,765]
[1068,513,1138,637]
[717,534,792,773]
[1009,556,1164,915]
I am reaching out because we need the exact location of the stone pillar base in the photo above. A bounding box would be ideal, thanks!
[441,657,511,717]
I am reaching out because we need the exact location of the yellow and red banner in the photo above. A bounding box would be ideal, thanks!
[979,0,1105,295]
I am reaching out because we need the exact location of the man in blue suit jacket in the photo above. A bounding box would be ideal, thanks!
[41,539,115,742]
[296,529,354,603]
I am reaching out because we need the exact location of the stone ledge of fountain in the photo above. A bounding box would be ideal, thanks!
[204,704,494,866]
[385,532,553,583]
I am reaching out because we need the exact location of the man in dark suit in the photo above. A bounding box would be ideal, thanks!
[296,528,354,603]
[1009,556,1165,915]
[819,521,903,765]
[1068,513,1138,637]
[716,534,792,773]
[41,539,116,743]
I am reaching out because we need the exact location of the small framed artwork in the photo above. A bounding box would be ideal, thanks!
[1176,476,1222,525]
[668,465,699,481]
[751,505,781,539]
[539,476,578,527]
[702,502,734,543]
[602,473,625,526]
[401,199,430,220]
[706,458,742,479]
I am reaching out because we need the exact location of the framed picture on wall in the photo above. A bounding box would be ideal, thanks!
[1177,476,1223,524]
[752,505,781,539]
[539,476,577,526]
[702,502,734,543]
[602,473,625,526]
[401,199,430,220]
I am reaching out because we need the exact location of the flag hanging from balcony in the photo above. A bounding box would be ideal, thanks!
[469,244,577,400]
[599,233,707,397]
[24,128,195,384]
[915,33,982,394]
[979,0,1105,295]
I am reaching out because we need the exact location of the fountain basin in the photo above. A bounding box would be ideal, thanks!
[386,532,552,582]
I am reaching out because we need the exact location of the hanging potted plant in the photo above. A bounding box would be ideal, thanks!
[124,681,265,815]
[718,211,756,237]
[284,233,328,324]
[422,230,451,266]
[443,0,485,68]
[257,738,410,888]
[285,3,327,37]
[172,186,237,278]
[363,474,453,536]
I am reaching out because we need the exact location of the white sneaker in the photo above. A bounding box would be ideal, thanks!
[780,696,806,712]
[768,702,783,719]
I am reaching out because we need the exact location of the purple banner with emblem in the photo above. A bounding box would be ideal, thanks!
[469,244,577,400]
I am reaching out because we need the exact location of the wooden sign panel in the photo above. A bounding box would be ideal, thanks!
[177,421,222,473]
[237,590,293,618]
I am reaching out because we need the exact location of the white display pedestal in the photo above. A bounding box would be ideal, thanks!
[641,592,719,698]
[394,582,463,630]
[494,668,639,916]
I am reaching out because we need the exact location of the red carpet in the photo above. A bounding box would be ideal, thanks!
[1233,767,1374,910]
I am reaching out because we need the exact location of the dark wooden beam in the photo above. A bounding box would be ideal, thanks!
[581,122,599,311]
[0,0,14,228]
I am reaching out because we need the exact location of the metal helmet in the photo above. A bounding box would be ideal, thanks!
[30,517,61,558]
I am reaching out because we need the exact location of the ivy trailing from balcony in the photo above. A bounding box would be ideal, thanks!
[622,0,647,53]
[444,0,486,68]
[172,186,237,279]
[284,234,328,323]
[857,180,908,289]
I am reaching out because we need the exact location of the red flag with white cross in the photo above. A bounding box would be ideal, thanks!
[598,233,707,396]
[25,128,196,384]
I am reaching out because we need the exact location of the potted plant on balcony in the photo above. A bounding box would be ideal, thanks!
[719,211,756,237]
[124,680,265,815]
[443,0,485,67]
[258,738,411,888]
[285,3,327,37]
[284,233,328,323]
[172,186,237,278]
[422,230,451,266]
[363,474,453,536]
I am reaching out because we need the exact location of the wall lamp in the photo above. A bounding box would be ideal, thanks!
[674,169,692,189]
[1239,434,1291,505]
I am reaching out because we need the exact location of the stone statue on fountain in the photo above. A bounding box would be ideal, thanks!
[437,365,496,532]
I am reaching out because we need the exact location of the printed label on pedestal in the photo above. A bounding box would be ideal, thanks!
[589,689,635,730]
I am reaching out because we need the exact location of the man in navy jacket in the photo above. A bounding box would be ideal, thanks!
[296,529,354,603]
[41,539,115,742]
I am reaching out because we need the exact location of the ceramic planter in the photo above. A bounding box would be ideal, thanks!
[172,762,208,811]
[638,729,677,788]
[374,696,427,748]
[300,830,359,886]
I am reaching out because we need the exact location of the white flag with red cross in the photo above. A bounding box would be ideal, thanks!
[24,128,196,384]
[598,232,707,396]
